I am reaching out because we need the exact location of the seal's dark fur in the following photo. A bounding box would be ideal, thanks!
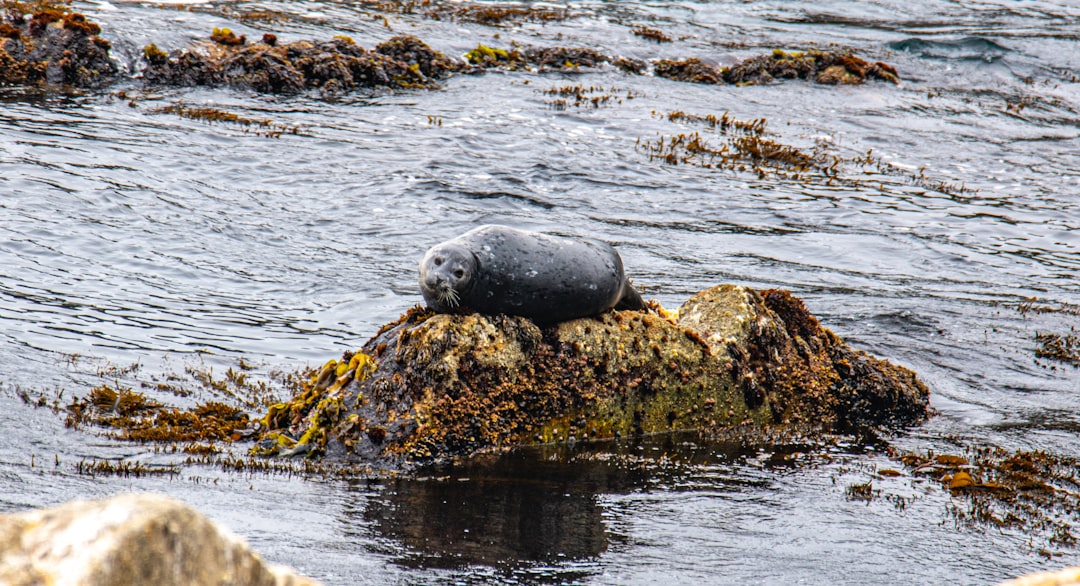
[419,225,644,325]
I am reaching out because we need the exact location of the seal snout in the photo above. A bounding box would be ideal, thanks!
[425,272,461,308]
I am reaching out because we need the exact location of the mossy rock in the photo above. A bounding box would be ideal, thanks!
[254,284,928,468]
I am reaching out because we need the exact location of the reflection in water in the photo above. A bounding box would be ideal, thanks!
[355,433,805,573]
[360,449,622,570]
[366,472,607,568]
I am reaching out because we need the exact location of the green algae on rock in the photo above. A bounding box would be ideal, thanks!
[0,7,902,95]
[253,285,929,468]
[0,2,117,87]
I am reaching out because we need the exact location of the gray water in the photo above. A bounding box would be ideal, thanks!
[2,0,1079,583]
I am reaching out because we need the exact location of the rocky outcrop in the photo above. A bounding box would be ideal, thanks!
[0,8,117,87]
[253,285,929,468]
[0,493,320,586]
[141,34,460,94]
[1,3,900,93]
[653,49,900,86]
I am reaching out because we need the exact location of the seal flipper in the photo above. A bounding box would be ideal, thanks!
[614,279,646,311]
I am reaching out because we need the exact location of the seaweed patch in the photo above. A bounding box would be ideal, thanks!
[154,102,301,138]
[636,111,835,181]
[540,84,635,110]
[1035,332,1080,367]
[64,384,254,443]
[892,445,1080,555]
[638,109,976,196]
[631,25,672,43]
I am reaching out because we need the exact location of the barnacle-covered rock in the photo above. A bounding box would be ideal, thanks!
[254,285,928,468]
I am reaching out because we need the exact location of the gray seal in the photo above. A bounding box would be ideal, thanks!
[419,225,645,325]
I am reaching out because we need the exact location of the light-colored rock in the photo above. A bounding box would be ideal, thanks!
[999,567,1080,586]
[0,493,320,586]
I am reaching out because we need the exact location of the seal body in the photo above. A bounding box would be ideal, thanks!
[419,225,644,325]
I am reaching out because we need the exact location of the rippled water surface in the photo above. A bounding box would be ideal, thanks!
[2,0,1079,584]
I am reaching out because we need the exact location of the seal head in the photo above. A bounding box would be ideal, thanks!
[419,243,477,312]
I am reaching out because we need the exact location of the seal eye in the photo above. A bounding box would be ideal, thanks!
[433,257,443,266]
[453,269,465,279]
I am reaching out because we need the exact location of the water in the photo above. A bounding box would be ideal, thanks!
[2,0,1079,583]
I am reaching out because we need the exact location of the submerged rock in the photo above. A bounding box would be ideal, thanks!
[254,285,928,468]
[0,493,319,585]
[0,7,117,87]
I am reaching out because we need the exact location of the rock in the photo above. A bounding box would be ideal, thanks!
[997,567,1080,586]
[0,493,320,586]
[254,285,929,468]
[0,4,901,95]
[653,57,723,84]
[523,46,608,68]
[652,49,901,86]
[0,8,118,87]
[141,35,459,94]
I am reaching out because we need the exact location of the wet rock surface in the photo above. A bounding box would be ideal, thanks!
[653,49,900,86]
[141,34,460,94]
[0,5,117,87]
[253,285,929,468]
[0,3,900,93]
[462,43,899,85]
[0,493,320,586]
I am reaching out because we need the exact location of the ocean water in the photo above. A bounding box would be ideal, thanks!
[1,1,1079,583]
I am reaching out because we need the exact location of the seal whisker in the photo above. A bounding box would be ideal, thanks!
[441,287,460,308]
